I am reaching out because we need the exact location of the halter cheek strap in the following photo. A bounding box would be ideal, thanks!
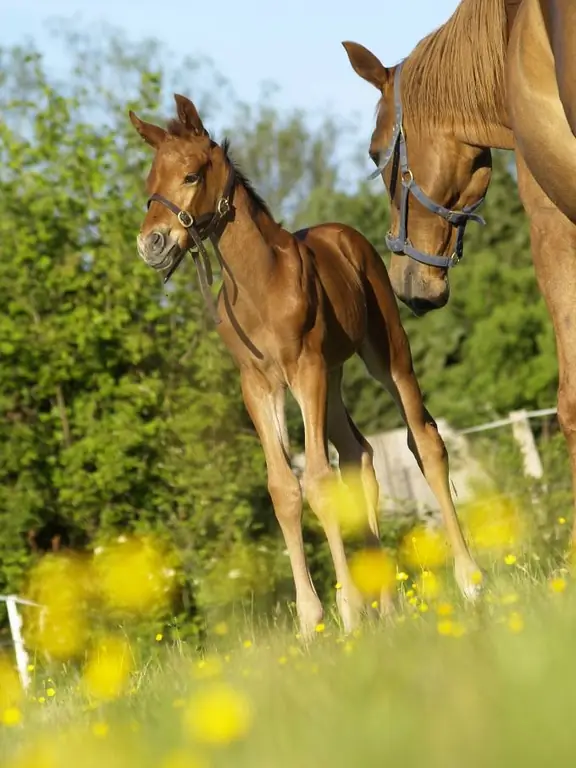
[146,167,236,325]
[369,61,486,270]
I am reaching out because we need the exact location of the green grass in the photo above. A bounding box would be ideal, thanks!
[2,558,576,768]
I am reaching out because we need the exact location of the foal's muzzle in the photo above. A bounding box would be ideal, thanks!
[137,231,181,270]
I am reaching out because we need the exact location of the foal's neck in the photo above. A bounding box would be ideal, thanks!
[217,183,282,299]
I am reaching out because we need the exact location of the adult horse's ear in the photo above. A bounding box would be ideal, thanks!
[174,94,209,137]
[129,111,167,148]
[341,41,391,90]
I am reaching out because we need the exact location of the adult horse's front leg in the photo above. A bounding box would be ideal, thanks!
[240,368,323,638]
[292,355,364,634]
[516,153,576,548]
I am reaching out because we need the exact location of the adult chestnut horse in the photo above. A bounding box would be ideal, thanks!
[128,97,480,637]
[343,0,576,545]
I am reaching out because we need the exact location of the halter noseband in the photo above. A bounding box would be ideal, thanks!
[369,60,486,270]
[146,165,236,324]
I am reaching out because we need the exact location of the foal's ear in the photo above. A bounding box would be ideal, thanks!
[174,94,209,137]
[129,111,167,148]
[341,41,391,90]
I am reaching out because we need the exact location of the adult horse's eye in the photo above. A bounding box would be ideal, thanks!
[184,172,200,185]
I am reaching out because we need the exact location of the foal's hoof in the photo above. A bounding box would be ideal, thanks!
[455,560,485,603]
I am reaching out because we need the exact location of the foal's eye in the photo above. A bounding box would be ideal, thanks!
[184,172,201,185]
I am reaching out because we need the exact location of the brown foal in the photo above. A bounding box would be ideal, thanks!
[129,96,480,637]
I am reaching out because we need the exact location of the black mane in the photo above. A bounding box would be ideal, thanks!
[221,138,274,220]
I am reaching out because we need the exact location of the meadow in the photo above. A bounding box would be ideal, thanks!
[1,492,575,768]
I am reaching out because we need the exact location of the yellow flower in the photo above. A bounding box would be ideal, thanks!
[322,468,370,537]
[558,517,567,525]
[1,707,22,726]
[399,526,448,570]
[504,554,517,566]
[416,570,441,600]
[46,687,56,698]
[550,577,567,594]
[396,571,409,582]
[418,602,429,613]
[82,635,133,701]
[371,600,379,609]
[436,602,453,617]
[335,582,342,590]
[26,664,35,673]
[465,496,523,552]
[155,633,163,642]
[507,612,524,634]
[315,623,325,634]
[37,697,46,705]
[183,683,253,745]
[91,721,109,738]
[242,640,252,649]
[94,536,175,615]
[349,549,395,597]
[437,620,454,636]
[214,621,229,636]
[161,748,209,768]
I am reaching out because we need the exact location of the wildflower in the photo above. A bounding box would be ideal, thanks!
[94,536,175,615]
[418,602,429,613]
[82,635,133,701]
[437,620,454,636]
[550,577,567,594]
[214,622,228,636]
[26,664,35,673]
[37,697,46,705]
[436,602,453,617]
[416,570,441,600]
[396,571,409,582]
[46,687,56,698]
[558,517,567,525]
[399,526,448,570]
[155,633,163,642]
[1,707,22,726]
[242,640,252,649]
[322,468,370,537]
[183,683,253,745]
[504,554,517,566]
[335,582,342,590]
[92,722,109,738]
[315,623,325,634]
[371,600,379,609]
[507,611,524,634]
[349,549,395,597]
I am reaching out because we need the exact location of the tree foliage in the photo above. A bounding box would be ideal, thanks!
[0,28,560,627]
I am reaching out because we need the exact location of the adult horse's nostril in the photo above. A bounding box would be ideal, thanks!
[149,231,165,253]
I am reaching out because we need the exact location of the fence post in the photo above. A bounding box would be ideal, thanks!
[5,596,31,691]
[509,409,544,480]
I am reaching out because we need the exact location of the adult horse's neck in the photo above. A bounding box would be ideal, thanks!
[402,0,514,149]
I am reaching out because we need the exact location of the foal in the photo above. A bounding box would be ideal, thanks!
[129,95,480,636]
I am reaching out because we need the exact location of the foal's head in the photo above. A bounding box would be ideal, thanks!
[343,42,492,316]
[129,95,230,272]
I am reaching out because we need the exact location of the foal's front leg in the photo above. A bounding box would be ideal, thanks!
[240,368,323,638]
[292,355,363,633]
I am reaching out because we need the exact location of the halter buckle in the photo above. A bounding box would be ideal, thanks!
[449,252,461,267]
[217,197,231,217]
[177,210,194,228]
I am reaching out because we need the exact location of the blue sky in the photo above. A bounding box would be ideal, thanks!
[5,0,459,143]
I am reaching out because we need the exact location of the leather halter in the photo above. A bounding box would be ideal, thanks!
[147,165,236,324]
[369,61,486,270]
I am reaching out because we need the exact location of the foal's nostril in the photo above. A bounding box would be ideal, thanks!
[149,231,165,253]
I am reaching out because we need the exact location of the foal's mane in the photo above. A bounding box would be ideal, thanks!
[401,0,507,133]
[166,120,274,220]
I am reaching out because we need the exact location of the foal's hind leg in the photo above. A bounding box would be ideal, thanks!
[360,332,481,601]
[291,357,363,633]
[240,368,323,637]
[326,369,395,615]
